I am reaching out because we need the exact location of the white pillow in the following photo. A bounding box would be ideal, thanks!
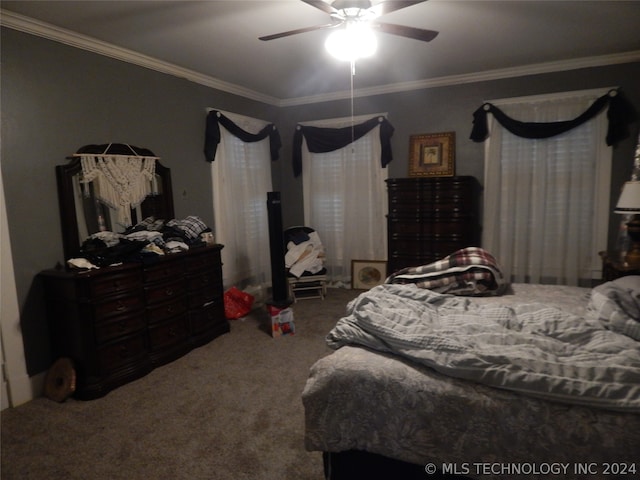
[588,276,640,339]
[610,275,640,293]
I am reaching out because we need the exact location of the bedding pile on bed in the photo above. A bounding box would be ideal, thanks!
[385,247,507,296]
[326,280,640,412]
[588,275,640,340]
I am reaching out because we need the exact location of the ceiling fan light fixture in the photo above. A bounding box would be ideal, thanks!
[325,22,377,61]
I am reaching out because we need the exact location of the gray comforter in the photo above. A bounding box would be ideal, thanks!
[326,283,640,412]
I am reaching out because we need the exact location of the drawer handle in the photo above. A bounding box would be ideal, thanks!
[119,345,129,358]
[115,301,127,312]
[112,280,122,290]
[118,321,126,332]
[168,327,178,337]
[165,288,174,296]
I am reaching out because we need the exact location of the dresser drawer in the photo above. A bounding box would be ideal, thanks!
[97,332,148,373]
[187,288,219,309]
[388,237,468,270]
[144,260,184,284]
[144,278,186,305]
[189,301,225,334]
[94,293,145,322]
[389,193,474,210]
[147,296,188,324]
[89,270,143,298]
[95,312,146,344]
[187,271,223,292]
[148,315,189,350]
[421,218,476,235]
[388,219,476,236]
[185,249,221,273]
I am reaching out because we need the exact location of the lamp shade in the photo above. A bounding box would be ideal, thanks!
[615,181,640,214]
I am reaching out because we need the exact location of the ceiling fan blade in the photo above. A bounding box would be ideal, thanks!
[372,1,428,16]
[259,23,338,41]
[301,0,338,15]
[372,22,439,42]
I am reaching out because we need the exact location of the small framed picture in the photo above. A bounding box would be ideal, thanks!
[351,260,387,290]
[409,131,455,177]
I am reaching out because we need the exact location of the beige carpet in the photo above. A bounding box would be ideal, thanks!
[1,288,360,480]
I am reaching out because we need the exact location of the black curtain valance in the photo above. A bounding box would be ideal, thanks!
[204,110,281,162]
[470,89,636,146]
[293,116,394,177]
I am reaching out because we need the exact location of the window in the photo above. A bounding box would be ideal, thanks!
[483,89,612,285]
[211,112,273,297]
[300,114,388,285]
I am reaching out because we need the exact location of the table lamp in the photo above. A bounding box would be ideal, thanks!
[615,180,640,266]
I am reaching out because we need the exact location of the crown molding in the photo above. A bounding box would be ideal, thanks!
[3,9,640,108]
[280,50,640,106]
[0,9,281,106]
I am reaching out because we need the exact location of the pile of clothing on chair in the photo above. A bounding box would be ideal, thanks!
[284,229,325,278]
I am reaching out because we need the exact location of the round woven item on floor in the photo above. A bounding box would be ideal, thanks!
[44,357,76,402]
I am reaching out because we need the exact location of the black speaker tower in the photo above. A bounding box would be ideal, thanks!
[266,192,291,307]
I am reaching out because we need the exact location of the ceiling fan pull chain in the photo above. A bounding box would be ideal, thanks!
[350,58,356,148]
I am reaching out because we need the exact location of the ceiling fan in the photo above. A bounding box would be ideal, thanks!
[259,0,438,43]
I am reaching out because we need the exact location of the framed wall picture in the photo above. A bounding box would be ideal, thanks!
[351,260,387,290]
[408,131,455,177]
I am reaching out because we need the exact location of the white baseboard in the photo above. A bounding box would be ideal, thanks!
[2,371,45,409]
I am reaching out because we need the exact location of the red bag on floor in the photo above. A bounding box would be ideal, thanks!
[223,286,254,319]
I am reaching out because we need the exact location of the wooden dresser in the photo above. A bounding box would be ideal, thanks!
[386,176,480,274]
[40,245,229,400]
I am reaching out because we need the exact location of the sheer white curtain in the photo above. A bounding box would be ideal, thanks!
[301,115,388,286]
[483,89,612,285]
[211,112,273,297]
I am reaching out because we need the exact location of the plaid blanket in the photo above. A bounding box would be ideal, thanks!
[386,247,507,296]
[166,215,208,240]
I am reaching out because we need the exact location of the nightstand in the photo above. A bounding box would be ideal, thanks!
[599,251,640,281]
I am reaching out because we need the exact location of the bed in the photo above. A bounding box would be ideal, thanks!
[302,253,640,480]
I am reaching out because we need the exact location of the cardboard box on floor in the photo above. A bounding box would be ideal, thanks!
[267,304,295,338]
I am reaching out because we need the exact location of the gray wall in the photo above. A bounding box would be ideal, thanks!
[277,66,640,234]
[1,28,278,375]
[2,26,639,376]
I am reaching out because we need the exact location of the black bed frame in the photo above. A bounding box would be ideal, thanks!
[324,451,472,480]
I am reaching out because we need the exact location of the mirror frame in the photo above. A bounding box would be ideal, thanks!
[56,156,174,260]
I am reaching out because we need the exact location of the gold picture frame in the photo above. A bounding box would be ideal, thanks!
[351,260,387,290]
[408,131,455,177]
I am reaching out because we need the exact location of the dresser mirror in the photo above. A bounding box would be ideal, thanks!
[56,144,174,260]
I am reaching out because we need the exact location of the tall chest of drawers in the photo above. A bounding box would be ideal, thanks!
[41,245,229,400]
[386,176,480,274]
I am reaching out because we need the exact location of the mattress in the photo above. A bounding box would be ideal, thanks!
[302,283,640,479]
